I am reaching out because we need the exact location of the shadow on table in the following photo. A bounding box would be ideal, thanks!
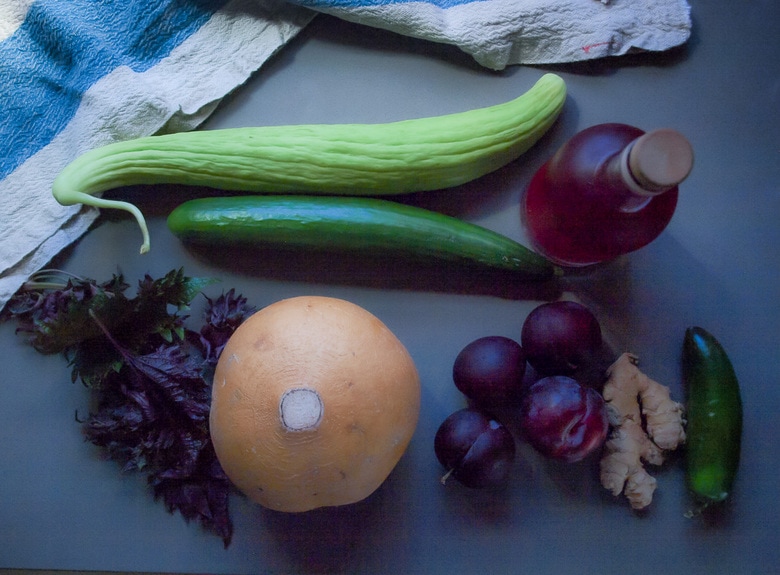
[252,454,419,573]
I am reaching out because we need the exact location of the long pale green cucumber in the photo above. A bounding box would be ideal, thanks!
[53,74,566,253]
[167,195,560,280]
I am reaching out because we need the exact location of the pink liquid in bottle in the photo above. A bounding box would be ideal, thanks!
[523,123,693,267]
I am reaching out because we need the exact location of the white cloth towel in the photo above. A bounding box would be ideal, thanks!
[289,0,692,70]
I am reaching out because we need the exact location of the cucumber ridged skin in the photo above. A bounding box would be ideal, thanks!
[167,195,560,280]
[682,326,743,505]
[54,74,565,197]
[51,73,566,254]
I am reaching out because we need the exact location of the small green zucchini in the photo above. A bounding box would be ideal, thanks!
[682,326,743,508]
[53,74,566,253]
[167,195,559,280]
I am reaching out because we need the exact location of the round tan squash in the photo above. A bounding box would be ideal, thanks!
[210,295,421,513]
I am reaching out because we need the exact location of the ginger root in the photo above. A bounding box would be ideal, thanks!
[599,353,685,510]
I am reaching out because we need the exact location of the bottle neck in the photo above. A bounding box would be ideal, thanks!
[616,143,667,212]
[619,128,694,212]
[599,144,666,213]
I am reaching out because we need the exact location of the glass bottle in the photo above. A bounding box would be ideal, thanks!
[523,123,693,267]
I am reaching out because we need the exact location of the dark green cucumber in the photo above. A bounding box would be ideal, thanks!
[167,195,559,280]
[682,326,742,506]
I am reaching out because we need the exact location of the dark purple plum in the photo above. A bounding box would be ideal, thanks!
[519,375,608,462]
[434,408,516,489]
[453,336,527,406]
[521,301,602,375]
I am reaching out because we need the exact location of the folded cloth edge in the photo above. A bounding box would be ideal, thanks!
[0,0,315,311]
[292,0,692,70]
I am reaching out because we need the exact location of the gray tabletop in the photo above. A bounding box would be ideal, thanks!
[2,2,779,574]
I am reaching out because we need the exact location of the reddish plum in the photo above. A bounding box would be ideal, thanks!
[434,408,516,489]
[453,336,527,406]
[521,301,602,375]
[519,375,608,462]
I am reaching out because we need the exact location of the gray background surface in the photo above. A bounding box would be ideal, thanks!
[2,2,779,573]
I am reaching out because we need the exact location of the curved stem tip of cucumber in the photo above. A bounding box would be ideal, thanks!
[65,191,151,254]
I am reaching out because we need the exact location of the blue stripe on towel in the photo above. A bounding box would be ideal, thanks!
[0,0,227,179]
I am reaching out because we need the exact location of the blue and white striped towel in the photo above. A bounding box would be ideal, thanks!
[0,0,314,307]
[0,0,691,309]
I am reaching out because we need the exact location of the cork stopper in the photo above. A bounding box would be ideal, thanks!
[628,129,694,193]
